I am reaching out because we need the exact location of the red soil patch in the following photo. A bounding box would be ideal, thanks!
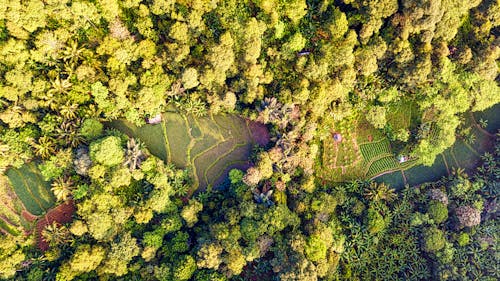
[35,200,76,251]
[22,210,38,222]
[248,120,270,146]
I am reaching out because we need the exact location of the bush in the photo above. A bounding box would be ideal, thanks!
[80,119,103,139]
[455,205,481,227]
[89,136,124,167]
[457,232,470,246]
[304,234,327,262]
[427,200,448,224]
[422,227,446,253]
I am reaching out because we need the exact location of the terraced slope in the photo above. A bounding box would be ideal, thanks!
[375,106,499,188]
[5,163,55,216]
[111,111,269,192]
[0,163,54,235]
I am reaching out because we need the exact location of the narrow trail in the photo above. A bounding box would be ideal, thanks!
[469,112,496,138]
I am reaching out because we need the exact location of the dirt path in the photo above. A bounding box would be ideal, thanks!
[36,200,76,251]
[470,112,496,138]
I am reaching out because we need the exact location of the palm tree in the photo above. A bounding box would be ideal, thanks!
[33,136,56,159]
[48,77,72,96]
[166,81,186,99]
[258,97,283,124]
[124,138,146,171]
[59,102,79,120]
[61,40,84,64]
[364,182,397,203]
[56,119,84,147]
[42,222,71,247]
[51,177,74,202]
[179,98,207,117]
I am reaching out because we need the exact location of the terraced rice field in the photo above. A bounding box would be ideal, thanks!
[111,111,268,192]
[0,163,55,235]
[374,105,499,189]
[321,104,498,186]
[5,163,55,216]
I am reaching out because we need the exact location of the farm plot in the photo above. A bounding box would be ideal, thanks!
[365,156,400,179]
[110,120,169,162]
[204,143,253,188]
[359,139,392,161]
[111,111,268,193]
[319,135,363,181]
[0,175,25,235]
[6,163,55,216]
[386,101,417,131]
[164,112,191,168]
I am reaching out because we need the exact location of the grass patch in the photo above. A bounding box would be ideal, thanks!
[473,103,500,134]
[164,112,191,168]
[451,140,480,171]
[356,118,385,143]
[405,155,448,186]
[193,139,238,189]
[187,114,202,139]
[110,120,169,162]
[386,101,415,131]
[374,171,406,189]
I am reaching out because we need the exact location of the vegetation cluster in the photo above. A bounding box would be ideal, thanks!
[0,0,499,280]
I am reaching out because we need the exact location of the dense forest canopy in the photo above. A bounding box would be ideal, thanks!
[0,0,499,280]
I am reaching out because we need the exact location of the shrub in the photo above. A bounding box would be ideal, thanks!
[89,136,124,167]
[455,205,481,227]
[427,200,448,224]
[457,232,470,246]
[422,227,446,253]
[80,119,103,139]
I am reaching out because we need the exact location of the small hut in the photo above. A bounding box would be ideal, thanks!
[333,133,342,142]
[146,114,162,124]
[398,155,408,163]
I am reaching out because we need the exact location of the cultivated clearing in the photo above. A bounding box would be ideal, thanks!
[320,102,498,187]
[0,163,55,235]
[111,111,268,193]
[5,163,55,216]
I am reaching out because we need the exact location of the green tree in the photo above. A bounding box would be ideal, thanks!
[89,136,124,167]
[56,245,106,281]
[173,255,197,281]
[181,199,203,227]
[427,200,448,224]
[422,227,446,253]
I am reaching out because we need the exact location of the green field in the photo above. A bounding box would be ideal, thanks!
[111,111,265,192]
[5,163,55,216]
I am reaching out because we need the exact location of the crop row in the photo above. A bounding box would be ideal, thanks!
[360,139,392,161]
[366,156,400,178]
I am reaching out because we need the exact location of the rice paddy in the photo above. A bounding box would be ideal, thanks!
[111,111,268,193]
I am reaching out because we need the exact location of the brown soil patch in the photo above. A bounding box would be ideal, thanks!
[22,210,37,222]
[247,120,270,146]
[36,200,76,251]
